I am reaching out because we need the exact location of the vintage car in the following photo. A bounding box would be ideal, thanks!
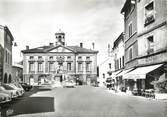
[7,83,25,96]
[38,83,54,90]
[62,80,75,88]
[20,83,33,91]
[0,85,18,99]
[0,93,11,104]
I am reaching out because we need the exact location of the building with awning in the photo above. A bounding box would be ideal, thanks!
[123,64,162,79]
[112,70,122,79]
[116,68,134,77]
[123,64,164,90]
[120,0,167,96]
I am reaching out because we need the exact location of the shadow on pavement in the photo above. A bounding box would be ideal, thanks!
[1,97,54,117]
[0,86,54,117]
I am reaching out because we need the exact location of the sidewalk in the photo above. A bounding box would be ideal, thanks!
[104,88,167,102]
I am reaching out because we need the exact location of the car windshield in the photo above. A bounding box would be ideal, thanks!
[8,84,18,89]
[2,84,14,90]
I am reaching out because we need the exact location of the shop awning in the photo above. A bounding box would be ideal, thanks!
[111,70,122,78]
[123,64,162,79]
[116,68,134,77]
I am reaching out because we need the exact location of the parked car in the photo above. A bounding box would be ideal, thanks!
[0,85,18,99]
[8,83,25,96]
[51,81,63,88]
[0,93,11,104]
[20,83,32,91]
[63,80,75,88]
[38,83,53,90]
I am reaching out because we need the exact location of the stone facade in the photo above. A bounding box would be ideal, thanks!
[22,30,98,85]
[137,0,167,66]
[121,0,138,69]
[112,33,125,91]
[0,25,14,83]
[121,0,167,91]
[12,63,23,83]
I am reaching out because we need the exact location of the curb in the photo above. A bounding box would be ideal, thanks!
[105,89,167,102]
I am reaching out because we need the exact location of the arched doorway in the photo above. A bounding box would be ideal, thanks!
[4,73,8,83]
[9,74,12,83]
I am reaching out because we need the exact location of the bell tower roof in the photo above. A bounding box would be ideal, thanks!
[55,29,65,35]
[55,29,65,46]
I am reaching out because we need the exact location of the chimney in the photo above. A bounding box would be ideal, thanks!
[49,43,54,46]
[80,43,83,48]
[92,42,95,49]
[26,46,29,50]
[14,42,17,47]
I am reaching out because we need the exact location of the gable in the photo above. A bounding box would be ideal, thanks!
[48,46,74,53]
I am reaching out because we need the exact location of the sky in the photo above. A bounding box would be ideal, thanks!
[0,0,125,65]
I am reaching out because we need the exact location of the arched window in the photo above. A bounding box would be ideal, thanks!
[4,73,8,83]
[9,74,12,83]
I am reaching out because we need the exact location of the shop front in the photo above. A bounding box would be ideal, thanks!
[123,64,163,95]
[116,68,134,92]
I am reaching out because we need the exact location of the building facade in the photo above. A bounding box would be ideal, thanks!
[121,0,138,69]
[12,62,23,83]
[0,25,14,83]
[121,0,167,92]
[98,44,115,87]
[136,0,167,90]
[112,33,125,91]
[22,30,98,85]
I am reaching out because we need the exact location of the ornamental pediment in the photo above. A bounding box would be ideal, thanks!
[48,46,73,53]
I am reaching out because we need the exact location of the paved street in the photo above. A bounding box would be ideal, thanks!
[1,86,167,117]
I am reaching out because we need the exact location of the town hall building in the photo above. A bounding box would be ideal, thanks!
[21,30,98,85]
